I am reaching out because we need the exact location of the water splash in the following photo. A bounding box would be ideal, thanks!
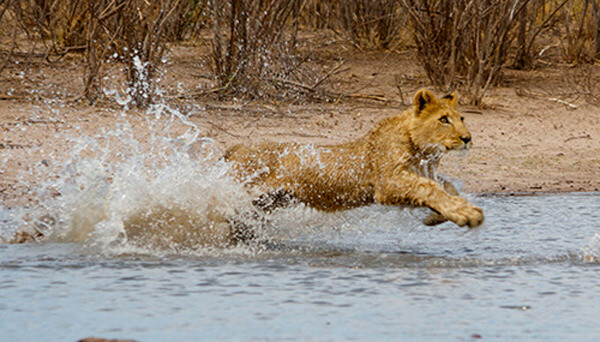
[583,233,600,263]
[6,102,266,254]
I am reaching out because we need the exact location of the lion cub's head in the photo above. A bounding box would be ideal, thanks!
[407,89,472,153]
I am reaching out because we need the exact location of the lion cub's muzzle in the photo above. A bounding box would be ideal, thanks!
[458,135,472,150]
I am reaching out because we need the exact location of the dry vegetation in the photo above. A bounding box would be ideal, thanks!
[1,0,600,106]
[210,0,310,100]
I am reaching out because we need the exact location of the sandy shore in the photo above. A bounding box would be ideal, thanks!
[1,85,598,210]
[1,44,599,208]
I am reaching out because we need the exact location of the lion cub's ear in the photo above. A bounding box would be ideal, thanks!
[414,89,438,112]
[442,90,459,108]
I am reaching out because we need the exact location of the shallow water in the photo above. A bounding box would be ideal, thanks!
[2,193,600,341]
[1,100,599,340]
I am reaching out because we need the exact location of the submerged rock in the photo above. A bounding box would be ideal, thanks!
[78,338,136,342]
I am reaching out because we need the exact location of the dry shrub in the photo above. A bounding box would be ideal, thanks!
[299,0,338,29]
[566,64,600,104]
[163,0,210,41]
[6,0,600,107]
[513,0,568,69]
[593,0,600,58]
[0,0,8,19]
[0,0,14,73]
[82,0,119,103]
[560,0,600,63]
[118,0,187,108]
[338,0,408,51]
[9,0,87,53]
[84,0,201,107]
[300,0,409,51]
[2,0,206,107]
[210,0,310,100]
[404,0,525,105]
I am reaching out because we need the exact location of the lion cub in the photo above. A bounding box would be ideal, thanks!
[226,89,484,228]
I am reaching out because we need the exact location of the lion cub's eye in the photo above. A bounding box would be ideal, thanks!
[439,116,449,124]
[460,116,465,122]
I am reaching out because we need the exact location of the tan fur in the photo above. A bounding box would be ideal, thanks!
[225,89,484,228]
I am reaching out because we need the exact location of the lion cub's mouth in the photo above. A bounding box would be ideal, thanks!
[446,141,471,151]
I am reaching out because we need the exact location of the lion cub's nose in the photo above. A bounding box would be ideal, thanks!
[460,136,471,144]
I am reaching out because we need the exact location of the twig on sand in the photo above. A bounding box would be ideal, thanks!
[271,78,316,92]
[273,132,328,138]
[192,118,244,138]
[165,86,229,100]
[0,94,24,101]
[549,97,577,109]
[0,142,28,149]
[343,93,389,102]
[311,61,345,89]
[394,75,406,105]
[464,109,483,114]
[564,134,591,142]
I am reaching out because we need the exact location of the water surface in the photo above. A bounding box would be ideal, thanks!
[2,193,599,341]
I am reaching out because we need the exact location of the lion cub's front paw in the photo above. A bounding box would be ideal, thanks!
[422,211,448,226]
[443,199,484,228]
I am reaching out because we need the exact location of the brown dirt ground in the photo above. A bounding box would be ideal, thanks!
[1,36,599,209]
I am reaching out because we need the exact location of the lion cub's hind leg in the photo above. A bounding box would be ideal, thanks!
[229,189,295,245]
[229,219,259,245]
[252,189,295,213]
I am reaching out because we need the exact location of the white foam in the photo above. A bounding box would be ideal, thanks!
[583,233,600,263]
[10,102,263,254]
